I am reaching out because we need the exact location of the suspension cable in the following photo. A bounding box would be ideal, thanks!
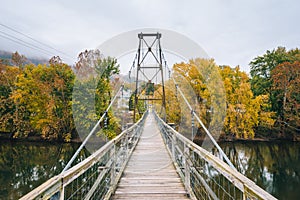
[129,53,138,80]
[174,81,235,169]
[63,44,141,173]
[62,84,124,172]
[278,120,300,131]
[161,54,236,170]
[0,23,74,60]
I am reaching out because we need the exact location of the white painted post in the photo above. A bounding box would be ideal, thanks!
[110,144,116,187]
[125,131,129,159]
[172,133,176,161]
[184,143,192,195]
[59,186,64,200]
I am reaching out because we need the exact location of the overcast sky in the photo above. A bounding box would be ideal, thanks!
[0,0,299,73]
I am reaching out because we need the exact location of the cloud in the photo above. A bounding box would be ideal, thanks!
[0,0,299,72]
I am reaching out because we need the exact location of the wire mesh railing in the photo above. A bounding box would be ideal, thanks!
[20,111,148,200]
[154,112,277,200]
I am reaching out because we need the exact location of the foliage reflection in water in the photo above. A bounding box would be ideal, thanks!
[0,140,299,200]
[220,142,300,200]
[0,141,90,200]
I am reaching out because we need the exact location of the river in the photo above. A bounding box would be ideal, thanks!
[0,141,90,200]
[0,140,299,199]
[221,141,300,200]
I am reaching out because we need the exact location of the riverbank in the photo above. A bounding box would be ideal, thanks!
[194,131,300,144]
[1,130,299,144]
[0,132,82,143]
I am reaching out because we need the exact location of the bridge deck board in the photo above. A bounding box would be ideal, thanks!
[112,113,190,200]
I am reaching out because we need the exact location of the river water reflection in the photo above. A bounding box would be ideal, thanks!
[0,141,299,199]
[0,141,89,200]
[220,141,300,200]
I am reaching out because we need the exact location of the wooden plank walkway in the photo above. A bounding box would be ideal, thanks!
[112,113,190,200]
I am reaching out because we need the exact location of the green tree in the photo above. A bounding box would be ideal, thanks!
[73,50,120,140]
[128,91,146,121]
[250,47,300,138]
[250,47,300,112]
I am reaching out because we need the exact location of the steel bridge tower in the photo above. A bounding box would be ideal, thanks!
[133,32,166,122]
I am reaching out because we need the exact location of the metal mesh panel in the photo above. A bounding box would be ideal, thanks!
[154,112,276,200]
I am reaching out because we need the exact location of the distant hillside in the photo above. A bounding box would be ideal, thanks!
[0,51,11,60]
[0,50,48,65]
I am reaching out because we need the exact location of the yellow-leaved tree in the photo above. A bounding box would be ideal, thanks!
[165,58,275,139]
[220,66,275,139]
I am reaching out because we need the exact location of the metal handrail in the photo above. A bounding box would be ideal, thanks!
[20,111,148,200]
[63,85,124,172]
[173,81,236,170]
[154,112,277,200]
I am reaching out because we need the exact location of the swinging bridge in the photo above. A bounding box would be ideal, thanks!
[20,32,277,200]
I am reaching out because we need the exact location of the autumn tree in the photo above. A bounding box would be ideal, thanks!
[250,47,300,112]
[74,49,115,81]
[72,50,120,140]
[250,47,300,138]
[1,49,121,142]
[173,60,211,127]
[0,64,31,136]
[154,82,181,124]
[220,66,275,138]
[11,51,27,67]
[271,61,300,138]
[10,63,75,141]
[48,62,75,141]
[171,59,274,139]
[49,56,62,65]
